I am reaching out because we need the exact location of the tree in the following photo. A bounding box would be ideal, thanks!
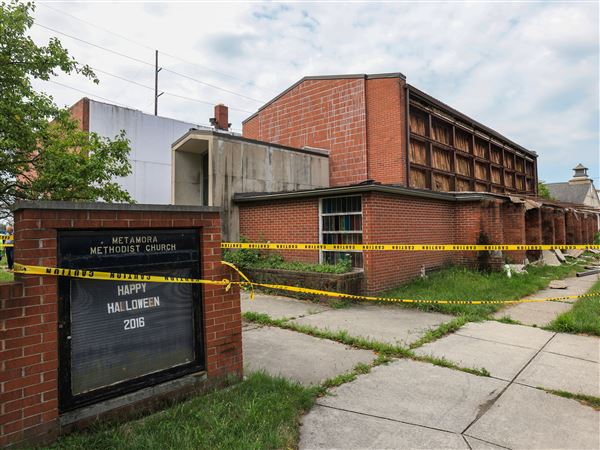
[537,181,553,200]
[0,1,133,216]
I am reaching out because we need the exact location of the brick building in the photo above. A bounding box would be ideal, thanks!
[236,73,598,292]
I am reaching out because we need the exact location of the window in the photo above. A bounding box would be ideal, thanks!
[320,196,363,268]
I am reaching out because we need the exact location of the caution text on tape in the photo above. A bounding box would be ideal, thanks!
[221,242,600,251]
[11,263,600,306]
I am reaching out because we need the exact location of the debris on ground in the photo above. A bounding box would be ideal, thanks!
[507,264,527,274]
[542,250,561,267]
[554,249,566,263]
[576,268,600,277]
[565,249,584,258]
[548,280,568,289]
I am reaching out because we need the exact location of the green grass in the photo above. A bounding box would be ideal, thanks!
[49,372,318,450]
[539,388,600,410]
[243,312,491,377]
[546,277,600,336]
[0,253,13,282]
[381,263,586,318]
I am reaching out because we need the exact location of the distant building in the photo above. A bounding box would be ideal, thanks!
[70,98,210,204]
[547,164,600,209]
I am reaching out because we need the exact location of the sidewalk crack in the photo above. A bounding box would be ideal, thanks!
[460,331,557,435]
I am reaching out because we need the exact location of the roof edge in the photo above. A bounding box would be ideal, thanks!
[242,72,406,124]
[172,128,329,158]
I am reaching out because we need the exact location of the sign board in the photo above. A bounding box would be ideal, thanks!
[58,229,203,411]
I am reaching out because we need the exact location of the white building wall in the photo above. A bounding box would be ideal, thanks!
[88,100,206,204]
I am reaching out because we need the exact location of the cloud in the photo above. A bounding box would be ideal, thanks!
[30,1,598,183]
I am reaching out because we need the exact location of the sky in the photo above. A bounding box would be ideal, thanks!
[30,0,599,184]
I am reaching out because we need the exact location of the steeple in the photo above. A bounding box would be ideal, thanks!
[569,163,590,184]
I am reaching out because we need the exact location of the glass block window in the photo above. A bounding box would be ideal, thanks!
[320,196,363,268]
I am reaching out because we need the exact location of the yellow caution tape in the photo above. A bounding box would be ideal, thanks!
[13,263,231,288]
[11,263,600,306]
[221,242,600,251]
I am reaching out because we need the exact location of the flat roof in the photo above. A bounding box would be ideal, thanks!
[12,201,221,213]
[234,183,600,213]
[172,128,329,158]
[234,183,494,203]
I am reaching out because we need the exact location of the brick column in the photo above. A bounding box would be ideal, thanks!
[553,210,566,245]
[525,208,542,261]
[541,207,555,245]
[574,212,583,244]
[1,202,242,447]
[565,210,577,244]
[501,202,526,263]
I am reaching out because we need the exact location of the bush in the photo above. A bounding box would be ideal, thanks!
[222,238,352,274]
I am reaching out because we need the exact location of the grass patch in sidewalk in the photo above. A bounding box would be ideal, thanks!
[545,278,600,336]
[540,388,600,410]
[381,264,586,318]
[50,372,318,450]
[243,312,491,378]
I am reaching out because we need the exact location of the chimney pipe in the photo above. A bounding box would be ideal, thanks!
[210,104,230,131]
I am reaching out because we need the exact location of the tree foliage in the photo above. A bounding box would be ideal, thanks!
[0,1,133,216]
[537,181,553,200]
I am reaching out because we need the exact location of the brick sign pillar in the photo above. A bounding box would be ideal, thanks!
[1,202,242,447]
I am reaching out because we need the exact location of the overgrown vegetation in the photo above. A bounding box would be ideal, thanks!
[243,311,491,377]
[50,372,318,450]
[381,263,586,318]
[223,241,352,274]
[546,277,600,336]
[539,388,600,410]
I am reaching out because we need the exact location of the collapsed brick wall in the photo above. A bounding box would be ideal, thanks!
[243,78,369,186]
[1,206,242,447]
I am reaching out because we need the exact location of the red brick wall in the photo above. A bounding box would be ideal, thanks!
[362,192,457,292]
[525,208,542,261]
[1,205,242,447]
[243,78,368,186]
[238,198,320,263]
[365,78,407,185]
[554,210,566,245]
[541,207,556,245]
[502,203,527,263]
[68,98,89,132]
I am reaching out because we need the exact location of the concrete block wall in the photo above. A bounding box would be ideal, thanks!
[0,204,242,447]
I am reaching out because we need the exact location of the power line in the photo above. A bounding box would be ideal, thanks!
[33,22,266,104]
[161,68,264,103]
[34,22,152,67]
[47,80,132,109]
[38,2,262,89]
[91,66,254,113]
[47,79,214,128]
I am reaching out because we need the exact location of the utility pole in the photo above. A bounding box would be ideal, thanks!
[154,50,163,115]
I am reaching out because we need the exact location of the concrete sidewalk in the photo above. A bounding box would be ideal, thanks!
[240,279,600,449]
[493,273,599,326]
